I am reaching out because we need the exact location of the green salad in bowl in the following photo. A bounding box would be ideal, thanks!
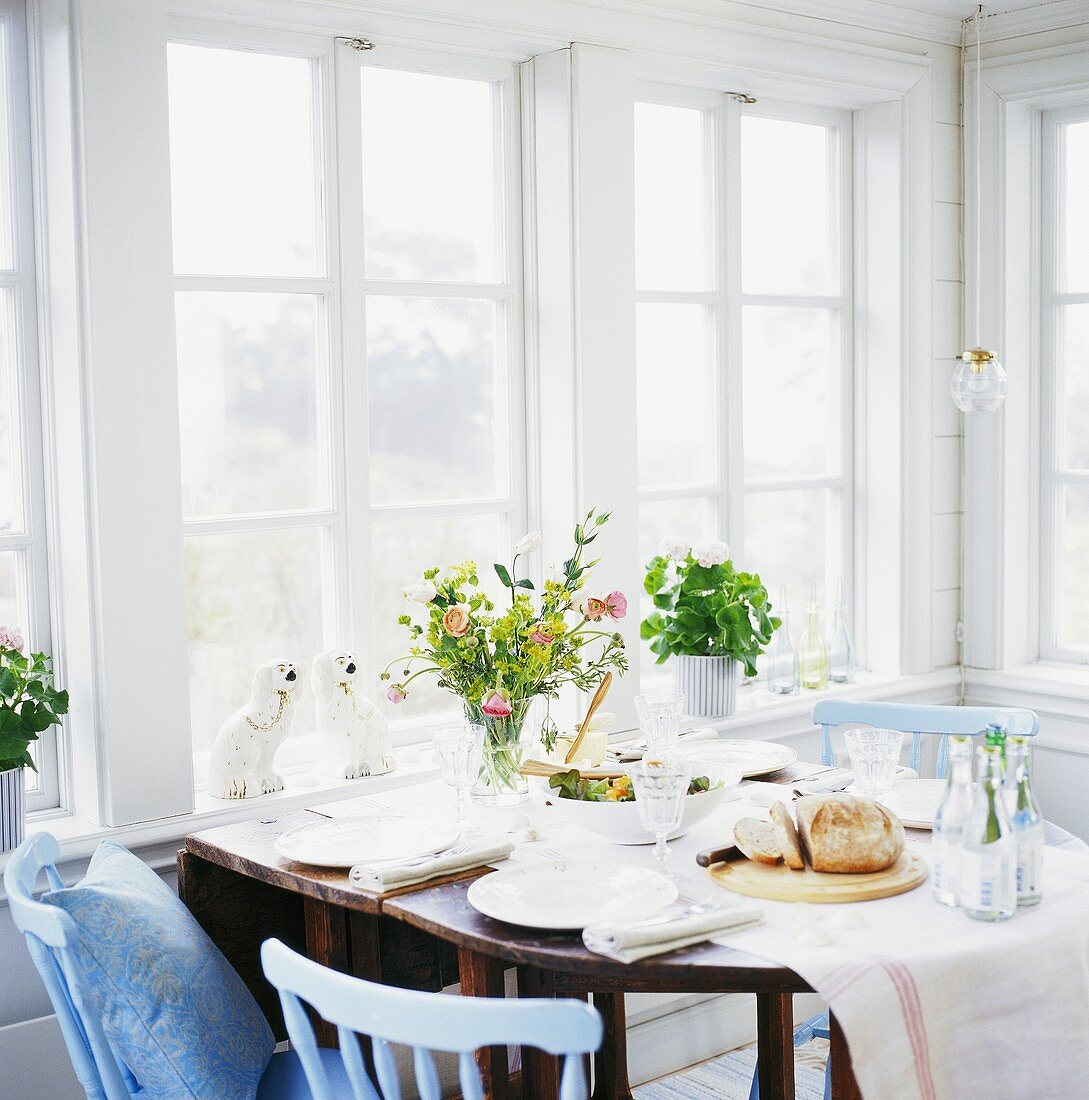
[548,770,715,802]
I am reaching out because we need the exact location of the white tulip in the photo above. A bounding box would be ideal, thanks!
[658,536,691,560]
[515,530,543,556]
[691,539,731,568]
[402,579,438,604]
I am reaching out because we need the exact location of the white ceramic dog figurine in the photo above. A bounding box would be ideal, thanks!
[208,661,300,800]
[312,649,394,780]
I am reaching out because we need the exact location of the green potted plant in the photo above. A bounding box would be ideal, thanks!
[0,626,68,851]
[640,539,779,716]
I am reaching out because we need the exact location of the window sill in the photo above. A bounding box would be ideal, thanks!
[965,662,1089,715]
[6,667,959,897]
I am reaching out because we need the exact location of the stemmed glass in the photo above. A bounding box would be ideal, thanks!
[432,723,475,831]
[635,691,685,755]
[630,756,692,877]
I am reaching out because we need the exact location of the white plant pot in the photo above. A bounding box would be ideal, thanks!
[0,766,26,853]
[672,655,739,717]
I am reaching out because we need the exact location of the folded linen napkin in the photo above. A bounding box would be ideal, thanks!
[582,904,763,963]
[348,840,513,894]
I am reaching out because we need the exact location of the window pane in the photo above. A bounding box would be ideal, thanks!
[0,549,22,627]
[362,68,498,282]
[0,289,20,533]
[168,45,319,277]
[743,306,839,479]
[367,297,502,505]
[0,21,13,272]
[742,116,835,295]
[638,497,716,573]
[744,489,841,618]
[1060,304,1089,470]
[1060,484,1089,648]
[635,103,709,291]
[1063,120,1089,293]
[185,528,325,754]
[176,292,325,518]
[372,513,505,721]
[637,304,716,489]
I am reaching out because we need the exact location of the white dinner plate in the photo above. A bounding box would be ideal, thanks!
[467,861,678,930]
[675,739,798,779]
[876,779,946,830]
[275,815,460,868]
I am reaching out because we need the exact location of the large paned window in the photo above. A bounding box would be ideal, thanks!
[0,1,56,809]
[1042,107,1089,659]
[168,36,523,770]
[635,92,853,670]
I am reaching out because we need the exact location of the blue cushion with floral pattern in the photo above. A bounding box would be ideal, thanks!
[43,841,274,1099]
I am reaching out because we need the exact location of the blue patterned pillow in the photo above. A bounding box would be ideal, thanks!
[43,841,274,1099]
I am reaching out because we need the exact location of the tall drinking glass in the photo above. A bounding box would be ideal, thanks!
[433,723,474,830]
[635,692,685,755]
[630,757,692,877]
[844,728,903,799]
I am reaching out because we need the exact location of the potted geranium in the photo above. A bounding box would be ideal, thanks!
[640,539,778,716]
[384,510,628,806]
[0,626,68,850]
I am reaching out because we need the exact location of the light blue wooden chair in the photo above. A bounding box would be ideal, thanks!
[750,700,1041,1099]
[261,937,604,1100]
[4,832,338,1099]
[814,699,1039,778]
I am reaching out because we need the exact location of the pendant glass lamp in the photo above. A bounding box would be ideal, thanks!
[952,6,1008,413]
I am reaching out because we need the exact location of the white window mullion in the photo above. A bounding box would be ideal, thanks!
[722,95,745,561]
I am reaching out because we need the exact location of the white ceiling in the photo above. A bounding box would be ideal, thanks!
[893,0,1064,16]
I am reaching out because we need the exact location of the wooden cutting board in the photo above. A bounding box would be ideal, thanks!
[708,851,928,903]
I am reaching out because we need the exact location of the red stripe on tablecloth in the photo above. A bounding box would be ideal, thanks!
[874,957,937,1100]
[820,961,872,1002]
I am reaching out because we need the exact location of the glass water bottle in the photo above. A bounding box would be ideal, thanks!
[767,589,800,695]
[827,583,855,684]
[1006,737,1043,906]
[959,744,1016,922]
[932,736,973,907]
[799,580,829,691]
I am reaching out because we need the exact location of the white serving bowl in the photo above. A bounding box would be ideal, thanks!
[538,764,742,845]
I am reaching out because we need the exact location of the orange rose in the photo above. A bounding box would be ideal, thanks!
[442,604,471,637]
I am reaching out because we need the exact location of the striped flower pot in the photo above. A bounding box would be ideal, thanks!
[0,766,25,853]
[672,655,739,717]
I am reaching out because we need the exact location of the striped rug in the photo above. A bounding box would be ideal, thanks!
[635,1040,829,1099]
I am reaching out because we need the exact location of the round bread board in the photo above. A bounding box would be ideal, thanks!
[707,851,928,903]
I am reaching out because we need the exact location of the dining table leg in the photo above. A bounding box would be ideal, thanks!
[302,897,351,1049]
[828,1012,863,1100]
[755,991,796,1100]
[590,991,634,1100]
[458,946,510,1100]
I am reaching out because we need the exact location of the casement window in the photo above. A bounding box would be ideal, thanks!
[0,1,57,810]
[168,34,525,773]
[1041,106,1089,661]
[634,92,853,661]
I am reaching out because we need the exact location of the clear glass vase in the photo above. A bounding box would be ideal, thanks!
[465,700,532,807]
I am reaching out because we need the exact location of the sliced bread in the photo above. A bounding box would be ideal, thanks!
[795,793,905,873]
[770,801,806,870]
[733,818,782,865]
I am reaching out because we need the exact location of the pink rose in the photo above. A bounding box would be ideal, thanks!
[604,591,627,620]
[579,597,607,622]
[528,622,554,646]
[442,604,471,638]
[0,625,24,653]
[386,685,407,704]
[481,691,513,718]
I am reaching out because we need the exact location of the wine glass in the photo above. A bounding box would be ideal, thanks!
[630,756,692,877]
[635,691,685,755]
[432,723,475,831]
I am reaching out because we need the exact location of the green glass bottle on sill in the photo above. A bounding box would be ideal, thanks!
[800,579,829,691]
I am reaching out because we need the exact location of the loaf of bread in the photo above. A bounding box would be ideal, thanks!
[795,794,904,873]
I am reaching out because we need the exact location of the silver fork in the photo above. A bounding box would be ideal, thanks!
[627,894,728,930]
[387,841,473,870]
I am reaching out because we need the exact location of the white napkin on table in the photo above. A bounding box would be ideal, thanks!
[348,840,513,894]
[582,904,763,963]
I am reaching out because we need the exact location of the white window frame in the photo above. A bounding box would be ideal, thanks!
[635,85,856,660]
[1039,102,1089,665]
[168,22,528,785]
[0,0,57,810]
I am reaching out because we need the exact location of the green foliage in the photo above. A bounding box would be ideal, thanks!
[0,646,68,772]
[641,553,780,678]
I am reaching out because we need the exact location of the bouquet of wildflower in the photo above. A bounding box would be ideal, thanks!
[383,510,628,798]
[0,625,68,773]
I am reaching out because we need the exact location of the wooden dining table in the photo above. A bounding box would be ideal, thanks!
[178,761,869,1100]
